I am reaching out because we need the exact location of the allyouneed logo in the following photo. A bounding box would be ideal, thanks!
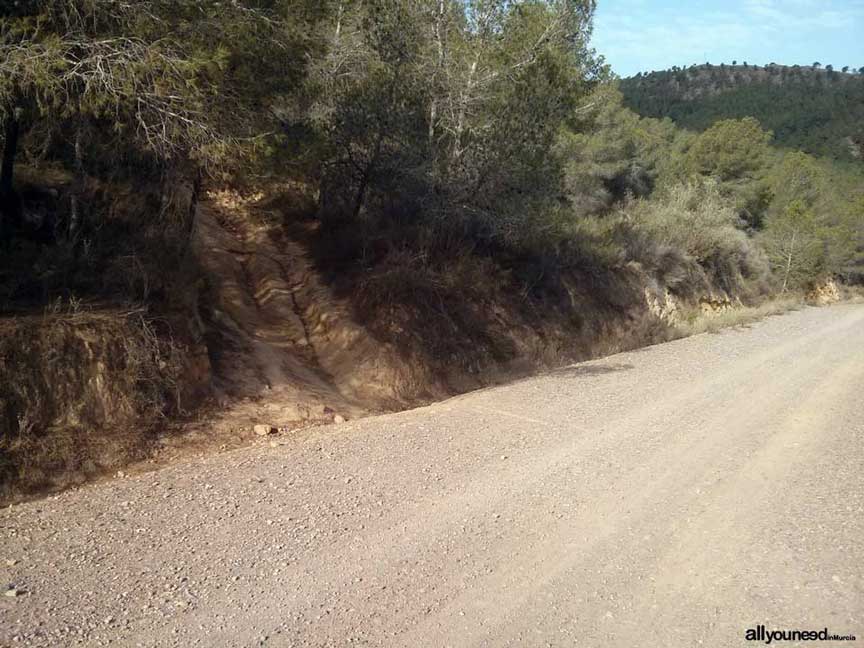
[745,625,857,644]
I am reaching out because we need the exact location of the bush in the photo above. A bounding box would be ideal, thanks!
[0,309,188,499]
[621,180,769,293]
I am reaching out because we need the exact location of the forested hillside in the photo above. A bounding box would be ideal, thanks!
[620,64,864,162]
[1,1,862,498]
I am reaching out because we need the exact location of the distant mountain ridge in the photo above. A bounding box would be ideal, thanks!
[620,64,864,162]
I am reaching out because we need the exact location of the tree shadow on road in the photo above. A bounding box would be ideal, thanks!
[552,362,634,378]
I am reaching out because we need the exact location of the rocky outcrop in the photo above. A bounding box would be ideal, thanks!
[644,286,681,325]
[807,278,841,305]
[699,291,742,316]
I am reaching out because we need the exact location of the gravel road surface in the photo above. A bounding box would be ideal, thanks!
[2,304,863,647]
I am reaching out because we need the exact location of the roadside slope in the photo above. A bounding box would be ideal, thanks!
[2,304,863,646]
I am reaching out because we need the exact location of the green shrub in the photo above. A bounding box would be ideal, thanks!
[622,180,769,293]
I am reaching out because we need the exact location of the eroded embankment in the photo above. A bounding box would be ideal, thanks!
[0,310,207,495]
[0,188,772,502]
[182,190,677,443]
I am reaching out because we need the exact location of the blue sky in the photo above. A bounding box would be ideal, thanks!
[591,0,864,77]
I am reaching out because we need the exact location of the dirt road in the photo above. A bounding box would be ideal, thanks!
[3,304,863,647]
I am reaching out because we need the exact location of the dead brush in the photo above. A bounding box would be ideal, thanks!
[353,244,519,376]
[673,296,802,336]
[0,308,186,502]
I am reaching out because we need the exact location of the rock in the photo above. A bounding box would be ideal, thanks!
[808,278,841,305]
[253,424,276,437]
[644,287,681,324]
[333,415,346,424]
[5,559,17,567]
[4,588,21,598]
[699,292,736,316]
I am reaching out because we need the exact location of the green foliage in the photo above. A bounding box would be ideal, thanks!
[837,197,864,281]
[617,64,864,290]
[556,84,682,214]
[760,151,863,285]
[0,0,310,170]
[760,200,826,291]
[685,117,772,182]
[3,0,863,313]
[767,151,826,214]
[620,64,864,162]
[311,0,604,244]
[623,180,769,292]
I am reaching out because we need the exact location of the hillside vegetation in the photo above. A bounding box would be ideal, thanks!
[620,63,864,162]
[0,1,862,498]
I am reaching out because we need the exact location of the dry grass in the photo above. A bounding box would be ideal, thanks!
[675,280,863,338]
[673,296,803,337]
[0,308,188,502]
[840,285,864,304]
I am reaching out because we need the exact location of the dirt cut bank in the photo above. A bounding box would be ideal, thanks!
[0,185,810,503]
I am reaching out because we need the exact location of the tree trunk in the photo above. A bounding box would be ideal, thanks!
[428,0,446,148]
[178,164,204,261]
[781,229,797,293]
[352,135,383,221]
[68,121,84,241]
[0,110,21,242]
[1,111,19,197]
[352,171,370,222]
[453,55,479,162]
[334,1,344,45]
